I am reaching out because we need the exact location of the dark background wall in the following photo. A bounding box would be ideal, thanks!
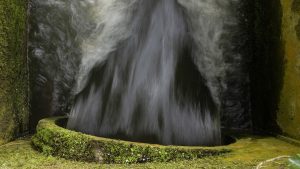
[251,0,283,133]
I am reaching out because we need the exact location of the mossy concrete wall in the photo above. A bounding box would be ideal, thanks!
[0,0,28,144]
[277,0,300,140]
[251,0,300,140]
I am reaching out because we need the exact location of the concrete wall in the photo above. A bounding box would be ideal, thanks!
[252,0,300,140]
[0,0,28,144]
[277,0,300,140]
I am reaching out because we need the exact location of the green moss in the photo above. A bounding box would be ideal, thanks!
[277,0,300,140]
[32,117,229,164]
[0,0,28,144]
[32,119,95,162]
[296,19,300,40]
[292,0,300,40]
[292,0,300,12]
[1,133,300,168]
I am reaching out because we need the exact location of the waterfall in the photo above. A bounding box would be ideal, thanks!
[29,0,250,146]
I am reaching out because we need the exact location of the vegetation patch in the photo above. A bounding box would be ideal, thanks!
[32,117,230,164]
[0,129,298,168]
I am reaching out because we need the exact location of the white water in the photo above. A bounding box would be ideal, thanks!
[29,0,249,146]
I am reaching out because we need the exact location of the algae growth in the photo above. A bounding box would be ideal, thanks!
[1,135,300,168]
[0,0,28,144]
[32,117,230,164]
[277,0,300,140]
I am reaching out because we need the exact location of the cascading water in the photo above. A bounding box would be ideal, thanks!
[29,0,252,146]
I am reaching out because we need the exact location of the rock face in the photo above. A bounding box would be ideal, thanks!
[0,0,28,144]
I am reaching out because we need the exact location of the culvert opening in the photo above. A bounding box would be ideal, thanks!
[56,117,236,146]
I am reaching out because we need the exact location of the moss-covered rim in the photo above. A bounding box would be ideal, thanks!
[32,116,232,164]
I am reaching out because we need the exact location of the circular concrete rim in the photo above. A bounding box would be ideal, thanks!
[32,116,234,164]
